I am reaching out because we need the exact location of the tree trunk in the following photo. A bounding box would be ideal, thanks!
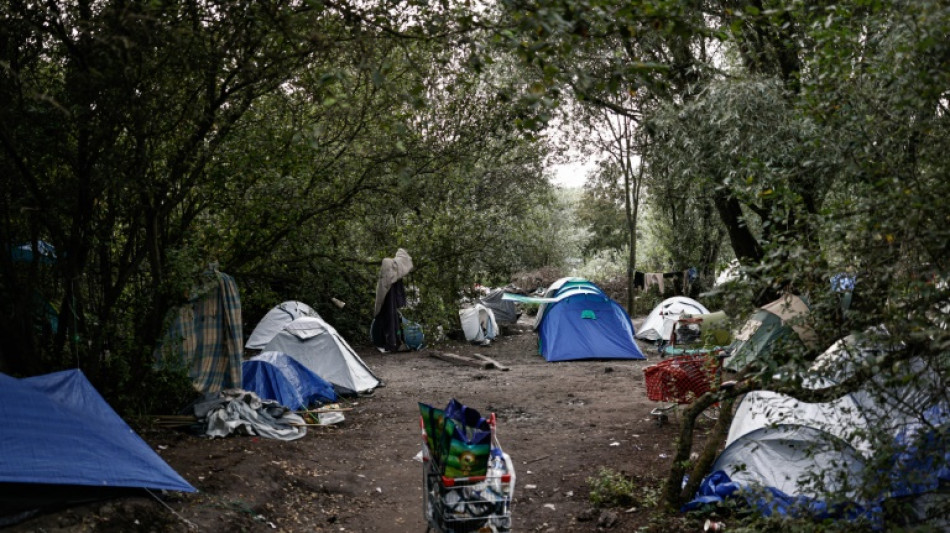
[625,163,640,314]
[713,188,763,266]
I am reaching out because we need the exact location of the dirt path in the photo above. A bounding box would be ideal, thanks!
[10,324,713,532]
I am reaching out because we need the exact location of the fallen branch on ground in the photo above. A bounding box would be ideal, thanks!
[428,350,493,369]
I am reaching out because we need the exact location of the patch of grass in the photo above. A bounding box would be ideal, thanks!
[588,467,636,508]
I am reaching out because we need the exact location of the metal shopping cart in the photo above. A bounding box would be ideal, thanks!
[421,414,515,533]
[644,349,725,426]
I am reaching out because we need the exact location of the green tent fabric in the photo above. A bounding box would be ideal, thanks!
[724,294,818,372]
[154,266,244,393]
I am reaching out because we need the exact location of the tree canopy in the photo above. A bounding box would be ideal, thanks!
[0,0,563,398]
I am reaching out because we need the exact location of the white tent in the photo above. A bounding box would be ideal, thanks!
[262,316,380,395]
[246,301,319,350]
[636,296,709,341]
[713,390,873,502]
[698,332,950,516]
[459,303,499,345]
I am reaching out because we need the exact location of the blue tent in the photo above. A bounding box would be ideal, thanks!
[0,370,195,518]
[242,351,337,410]
[9,240,57,264]
[534,278,645,362]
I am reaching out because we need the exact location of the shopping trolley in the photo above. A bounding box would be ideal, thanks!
[421,414,515,533]
[644,349,725,426]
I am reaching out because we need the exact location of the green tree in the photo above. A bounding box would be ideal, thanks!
[0,1,561,395]
[0,1,331,381]
[576,161,628,256]
[498,0,950,518]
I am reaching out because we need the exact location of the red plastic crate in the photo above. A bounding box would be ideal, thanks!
[644,353,718,403]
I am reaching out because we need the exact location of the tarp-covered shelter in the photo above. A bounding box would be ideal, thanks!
[242,351,337,410]
[459,303,498,344]
[506,277,645,362]
[479,288,521,324]
[9,240,57,265]
[371,248,414,352]
[723,294,818,372]
[0,370,195,521]
[154,266,243,393]
[636,296,710,342]
[689,333,950,524]
[246,301,319,350]
[264,316,380,395]
[7,241,60,337]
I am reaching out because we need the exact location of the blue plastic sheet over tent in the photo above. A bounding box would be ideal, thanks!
[0,369,195,517]
[685,332,950,527]
[242,351,337,410]
[514,278,644,362]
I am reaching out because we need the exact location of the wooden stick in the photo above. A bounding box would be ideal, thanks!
[294,407,353,414]
[151,415,198,423]
[525,454,552,464]
[428,351,491,369]
[472,353,510,371]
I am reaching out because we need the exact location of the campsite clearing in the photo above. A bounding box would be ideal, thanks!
[10,320,713,532]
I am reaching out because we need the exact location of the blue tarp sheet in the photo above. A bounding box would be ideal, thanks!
[685,470,880,522]
[242,351,337,410]
[0,369,195,492]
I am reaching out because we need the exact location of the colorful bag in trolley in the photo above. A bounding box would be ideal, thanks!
[419,399,492,478]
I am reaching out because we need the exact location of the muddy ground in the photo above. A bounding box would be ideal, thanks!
[8,319,718,533]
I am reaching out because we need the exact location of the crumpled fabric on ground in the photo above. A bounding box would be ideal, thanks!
[193,389,306,441]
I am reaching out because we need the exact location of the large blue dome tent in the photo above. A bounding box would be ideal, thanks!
[506,278,645,362]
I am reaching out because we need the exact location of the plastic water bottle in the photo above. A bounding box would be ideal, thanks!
[487,448,505,493]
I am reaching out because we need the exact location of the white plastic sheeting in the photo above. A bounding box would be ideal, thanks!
[459,304,499,344]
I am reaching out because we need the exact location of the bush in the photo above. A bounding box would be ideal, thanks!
[588,467,637,508]
[124,365,202,417]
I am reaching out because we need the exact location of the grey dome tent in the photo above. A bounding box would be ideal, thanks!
[264,316,380,396]
[246,301,319,350]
